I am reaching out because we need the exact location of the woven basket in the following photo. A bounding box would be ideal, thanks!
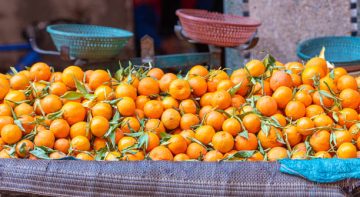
[176,9,261,47]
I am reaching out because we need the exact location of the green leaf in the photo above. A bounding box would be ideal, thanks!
[14,119,26,132]
[258,140,264,155]
[137,132,149,151]
[29,146,55,160]
[261,123,270,136]
[46,110,64,120]
[84,94,97,100]
[95,147,108,161]
[222,150,255,161]
[276,131,286,144]
[332,111,339,122]
[74,76,88,94]
[61,91,83,100]
[238,130,249,140]
[228,81,243,96]
[329,70,335,80]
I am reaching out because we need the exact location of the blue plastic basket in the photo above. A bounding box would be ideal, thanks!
[297,36,360,66]
[47,24,133,60]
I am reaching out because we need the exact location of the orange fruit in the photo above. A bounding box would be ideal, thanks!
[15,139,34,158]
[294,90,312,107]
[186,142,207,159]
[18,115,35,134]
[314,151,332,158]
[231,94,245,108]
[189,65,209,77]
[350,124,360,140]
[71,135,90,151]
[0,104,11,116]
[296,117,314,136]
[204,110,225,131]
[216,80,234,91]
[319,76,337,93]
[90,116,109,137]
[267,147,288,161]
[180,129,195,145]
[253,81,272,96]
[50,119,70,138]
[337,142,357,158]
[70,121,90,139]
[245,59,265,77]
[115,83,137,100]
[334,129,352,148]
[269,71,293,91]
[207,70,229,92]
[94,85,115,101]
[149,146,173,161]
[285,62,303,74]
[271,113,287,127]
[117,97,136,116]
[309,130,330,152]
[188,76,207,97]
[161,108,181,130]
[14,102,34,117]
[282,125,302,146]
[49,151,66,159]
[179,99,197,114]
[169,79,191,100]
[120,117,140,133]
[331,67,347,83]
[40,94,63,114]
[272,86,293,109]
[230,74,250,96]
[30,62,51,81]
[222,117,241,136]
[339,89,360,109]
[195,125,215,145]
[50,82,68,96]
[305,57,328,74]
[161,96,179,112]
[312,90,334,108]
[256,96,278,116]
[118,136,137,151]
[138,77,160,96]
[159,73,177,92]
[235,133,258,151]
[338,108,358,128]
[180,113,200,130]
[313,114,333,127]
[290,74,302,87]
[50,72,62,82]
[203,150,223,162]
[211,90,232,110]
[147,68,164,80]
[54,138,70,154]
[146,131,160,152]
[0,77,10,100]
[258,126,284,149]
[91,102,113,120]
[145,119,166,135]
[1,124,22,144]
[212,131,234,153]
[62,101,86,125]
[88,69,111,90]
[285,101,306,120]
[168,134,188,155]
[301,66,325,86]
[306,104,324,118]
[61,66,84,89]
[34,130,55,148]
[93,137,107,151]
[10,73,30,90]
[337,75,357,91]
[104,151,121,161]
[143,100,163,119]
[136,95,150,110]
[200,92,213,107]
[76,153,94,160]
[4,90,26,107]
[123,74,139,88]
[242,113,261,133]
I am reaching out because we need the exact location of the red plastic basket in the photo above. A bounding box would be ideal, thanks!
[176,9,261,47]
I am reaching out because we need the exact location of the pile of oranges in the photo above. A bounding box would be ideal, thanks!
[0,54,359,162]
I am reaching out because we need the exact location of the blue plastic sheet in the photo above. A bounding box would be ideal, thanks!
[279,158,360,183]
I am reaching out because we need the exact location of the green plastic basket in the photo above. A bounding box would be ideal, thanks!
[297,36,360,66]
[47,24,133,60]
